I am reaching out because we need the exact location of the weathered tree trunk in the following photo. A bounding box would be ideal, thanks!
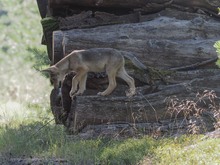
[48,0,219,14]
[58,11,140,30]
[41,0,220,134]
[48,9,220,133]
[59,69,220,132]
[53,10,220,69]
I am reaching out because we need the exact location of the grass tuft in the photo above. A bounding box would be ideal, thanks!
[154,136,220,165]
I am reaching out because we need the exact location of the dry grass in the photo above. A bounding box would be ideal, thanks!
[166,90,219,134]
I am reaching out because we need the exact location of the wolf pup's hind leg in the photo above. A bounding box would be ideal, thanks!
[97,67,117,96]
[117,66,136,97]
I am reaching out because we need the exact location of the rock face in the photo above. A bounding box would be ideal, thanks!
[37,0,220,133]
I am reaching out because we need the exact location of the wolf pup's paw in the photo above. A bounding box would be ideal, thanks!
[74,91,83,97]
[70,91,84,100]
[125,88,136,97]
[97,92,106,96]
[69,90,76,98]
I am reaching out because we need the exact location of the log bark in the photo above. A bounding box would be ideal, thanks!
[58,11,140,30]
[63,69,220,132]
[48,0,172,9]
[53,10,220,70]
[46,5,220,134]
[36,0,48,18]
[48,0,220,14]
[52,69,220,132]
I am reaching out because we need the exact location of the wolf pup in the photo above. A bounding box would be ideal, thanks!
[43,48,148,98]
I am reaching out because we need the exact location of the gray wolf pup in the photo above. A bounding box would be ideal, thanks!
[43,48,148,98]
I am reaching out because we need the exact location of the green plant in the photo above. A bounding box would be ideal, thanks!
[214,41,220,55]
[154,136,220,165]
[214,41,220,66]
[27,47,50,71]
[99,138,155,165]
[0,0,51,103]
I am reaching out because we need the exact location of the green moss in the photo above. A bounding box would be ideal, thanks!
[126,60,174,84]
[41,17,59,32]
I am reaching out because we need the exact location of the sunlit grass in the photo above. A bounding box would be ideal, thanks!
[154,136,220,165]
[0,0,51,104]
[99,138,155,165]
[0,57,51,104]
[1,120,219,165]
[0,101,51,126]
[0,0,43,58]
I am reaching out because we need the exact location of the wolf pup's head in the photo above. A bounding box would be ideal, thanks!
[42,66,62,89]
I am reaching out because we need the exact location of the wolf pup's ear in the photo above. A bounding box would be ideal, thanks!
[41,66,59,75]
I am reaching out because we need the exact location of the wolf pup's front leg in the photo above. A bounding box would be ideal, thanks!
[69,71,88,99]
[69,76,78,98]
[70,74,87,99]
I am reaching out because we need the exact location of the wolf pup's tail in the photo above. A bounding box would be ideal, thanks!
[120,51,148,71]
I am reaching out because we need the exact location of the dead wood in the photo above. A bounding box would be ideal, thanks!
[55,69,220,132]
[41,2,220,134]
[58,11,140,30]
[53,10,220,70]
[48,0,219,14]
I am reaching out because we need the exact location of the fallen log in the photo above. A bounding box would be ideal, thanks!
[58,11,140,30]
[71,117,215,139]
[50,69,220,132]
[62,69,220,132]
[173,0,219,14]
[48,0,170,9]
[36,0,48,18]
[48,0,219,14]
[53,12,220,69]
[47,7,220,134]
